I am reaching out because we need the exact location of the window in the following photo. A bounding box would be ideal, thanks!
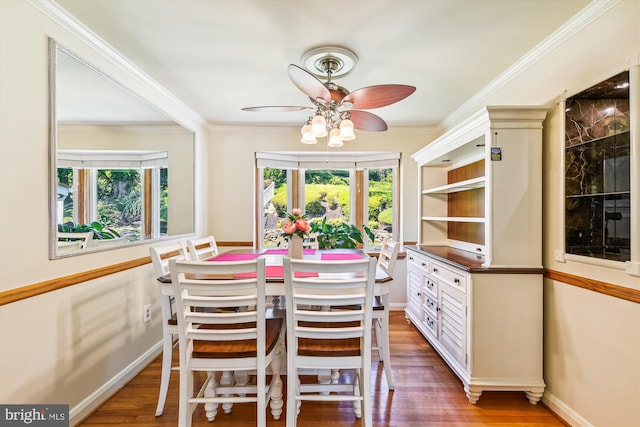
[365,168,396,243]
[564,71,631,262]
[257,152,400,250]
[56,150,169,241]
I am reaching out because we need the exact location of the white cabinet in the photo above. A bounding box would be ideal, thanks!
[406,247,545,405]
[407,107,547,404]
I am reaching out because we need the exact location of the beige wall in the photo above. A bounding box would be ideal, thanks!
[1,1,639,426]
[0,2,207,424]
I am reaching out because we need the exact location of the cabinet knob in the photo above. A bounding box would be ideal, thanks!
[436,307,441,312]
[454,278,460,284]
[421,262,427,267]
[417,292,421,297]
[433,267,438,273]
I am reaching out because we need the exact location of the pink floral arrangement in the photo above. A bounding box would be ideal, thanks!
[280,208,310,240]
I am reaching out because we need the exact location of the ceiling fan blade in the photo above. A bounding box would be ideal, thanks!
[342,84,416,109]
[288,64,331,102]
[348,110,388,132]
[241,105,313,112]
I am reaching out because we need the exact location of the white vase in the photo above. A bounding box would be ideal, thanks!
[288,235,303,259]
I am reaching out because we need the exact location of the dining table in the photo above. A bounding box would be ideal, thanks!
[159,247,391,305]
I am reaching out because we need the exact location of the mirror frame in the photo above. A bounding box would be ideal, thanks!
[48,38,196,259]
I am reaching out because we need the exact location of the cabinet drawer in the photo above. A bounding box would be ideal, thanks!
[423,276,437,297]
[407,250,430,272]
[430,260,467,292]
[423,294,438,318]
[422,312,438,337]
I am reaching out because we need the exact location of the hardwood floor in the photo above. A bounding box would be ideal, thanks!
[78,311,565,426]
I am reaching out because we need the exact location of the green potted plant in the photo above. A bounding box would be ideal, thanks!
[310,217,374,249]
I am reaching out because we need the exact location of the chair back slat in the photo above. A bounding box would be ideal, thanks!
[377,238,400,277]
[150,241,188,276]
[186,236,219,261]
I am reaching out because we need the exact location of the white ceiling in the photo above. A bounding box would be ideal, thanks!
[54,0,591,130]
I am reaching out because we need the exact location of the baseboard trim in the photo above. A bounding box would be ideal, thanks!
[389,303,406,311]
[70,341,163,426]
[542,391,594,427]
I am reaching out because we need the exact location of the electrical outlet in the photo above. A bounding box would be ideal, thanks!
[143,304,151,323]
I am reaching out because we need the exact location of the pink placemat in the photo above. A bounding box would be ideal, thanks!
[208,253,260,261]
[321,253,363,260]
[233,265,319,278]
[262,249,316,255]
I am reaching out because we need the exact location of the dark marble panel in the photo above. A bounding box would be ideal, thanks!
[564,71,631,262]
[565,71,629,147]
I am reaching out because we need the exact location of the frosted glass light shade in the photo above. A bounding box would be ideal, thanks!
[301,131,318,144]
[311,114,328,137]
[328,128,343,147]
[339,119,355,141]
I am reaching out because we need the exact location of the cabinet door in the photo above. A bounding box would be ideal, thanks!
[406,263,423,319]
[439,283,466,367]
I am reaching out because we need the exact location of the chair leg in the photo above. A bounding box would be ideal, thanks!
[362,365,373,427]
[220,371,234,413]
[155,332,174,416]
[286,367,298,427]
[178,367,193,427]
[204,372,218,421]
[352,372,362,419]
[378,312,394,390]
[269,340,284,420]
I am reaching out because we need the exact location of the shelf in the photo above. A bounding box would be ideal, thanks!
[566,191,630,199]
[422,177,485,194]
[422,216,485,223]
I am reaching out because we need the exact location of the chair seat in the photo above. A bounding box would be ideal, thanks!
[296,321,361,357]
[168,313,178,326]
[193,317,283,358]
[332,297,384,311]
[298,337,360,357]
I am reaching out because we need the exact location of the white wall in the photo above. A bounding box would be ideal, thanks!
[0,2,208,424]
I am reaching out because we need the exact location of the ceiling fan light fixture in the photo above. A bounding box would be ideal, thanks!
[242,45,416,149]
[301,132,318,144]
[311,114,328,137]
[328,128,343,147]
[300,120,317,144]
[339,118,355,141]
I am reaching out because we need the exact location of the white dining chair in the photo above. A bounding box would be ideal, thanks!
[186,235,219,261]
[283,256,376,427]
[373,238,400,390]
[170,257,284,427]
[57,231,93,251]
[149,240,189,416]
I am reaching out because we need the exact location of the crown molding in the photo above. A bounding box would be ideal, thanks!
[28,0,209,133]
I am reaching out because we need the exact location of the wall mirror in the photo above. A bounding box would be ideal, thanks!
[49,39,195,258]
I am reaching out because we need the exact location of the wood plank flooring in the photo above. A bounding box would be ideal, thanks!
[78,311,566,426]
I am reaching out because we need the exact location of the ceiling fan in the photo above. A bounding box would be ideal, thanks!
[241,46,416,146]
